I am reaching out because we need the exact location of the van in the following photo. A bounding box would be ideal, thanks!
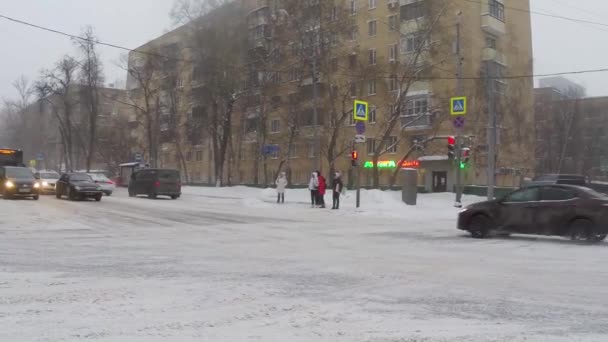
[128,169,181,199]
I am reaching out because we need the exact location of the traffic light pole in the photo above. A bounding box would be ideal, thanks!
[454,14,464,208]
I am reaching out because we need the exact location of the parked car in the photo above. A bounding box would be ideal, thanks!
[56,173,103,201]
[35,170,61,194]
[0,166,40,200]
[128,168,181,199]
[458,184,608,242]
[527,174,587,186]
[88,173,116,196]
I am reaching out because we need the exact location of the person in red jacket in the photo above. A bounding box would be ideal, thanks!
[317,171,326,208]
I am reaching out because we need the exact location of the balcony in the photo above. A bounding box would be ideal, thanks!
[482,47,507,66]
[481,13,505,36]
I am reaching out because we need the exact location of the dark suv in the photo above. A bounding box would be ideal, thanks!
[0,166,40,200]
[128,169,181,199]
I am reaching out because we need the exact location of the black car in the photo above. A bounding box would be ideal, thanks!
[527,174,587,186]
[458,184,608,242]
[128,168,181,199]
[0,166,40,200]
[56,173,103,201]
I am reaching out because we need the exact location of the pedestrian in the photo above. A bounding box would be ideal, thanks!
[317,171,326,208]
[308,172,319,208]
[332,171,343,210]
[275,171,287,203]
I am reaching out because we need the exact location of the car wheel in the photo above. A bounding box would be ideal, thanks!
[148,193,157,199]
[128,190,135,197]
[3,190,12,200]
[468,214,491,239]
[171,195,178,200]
[569,219,594,242]
[95,195,102,202]
[106,192,112,196]
[55,190,61,199]
[33,195,39,200]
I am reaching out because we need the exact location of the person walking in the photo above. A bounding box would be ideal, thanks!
[275,172,288,203]
[317,171,327,208]
[308,172,319,208]
[331,171,344,210]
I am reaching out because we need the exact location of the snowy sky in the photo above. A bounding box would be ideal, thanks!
[1,0,608,100]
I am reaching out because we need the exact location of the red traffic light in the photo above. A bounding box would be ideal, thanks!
[351,150,359,160]
[447,136,456,145]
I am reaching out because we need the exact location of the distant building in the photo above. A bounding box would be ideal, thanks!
[538,76,586,99]
[534,87,608,178]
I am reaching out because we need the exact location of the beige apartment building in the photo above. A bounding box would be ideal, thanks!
[128,0,534,191]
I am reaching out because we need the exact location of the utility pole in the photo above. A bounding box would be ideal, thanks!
[312,54,320,172]
[486,61,497,200]
[454,12,464,207]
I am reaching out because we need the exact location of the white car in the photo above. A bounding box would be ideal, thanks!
[35,170,61,194]
[88,173,116,196]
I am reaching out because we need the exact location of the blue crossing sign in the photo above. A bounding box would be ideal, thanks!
[450,96,467,116]
[353,100,369,121]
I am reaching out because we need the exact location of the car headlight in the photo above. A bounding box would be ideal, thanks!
[33,183,40,189]
[42,181,49,187]
[459,208,469,213]
[5,181,14,188]
[74,186,81,191]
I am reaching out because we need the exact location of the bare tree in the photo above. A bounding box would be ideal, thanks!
[171,0,248,186]
[74,27,105,172]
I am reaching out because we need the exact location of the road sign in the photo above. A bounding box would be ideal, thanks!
[354,135,366,144]
[354,100,369,121]
[453,116,465,129]
[134,152,143,162]
[355,121,366,134]
[450,96,467,115]
[36,152,44,161]
[29,160,36,168]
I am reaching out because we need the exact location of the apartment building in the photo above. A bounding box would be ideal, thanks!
[129,0,534,190]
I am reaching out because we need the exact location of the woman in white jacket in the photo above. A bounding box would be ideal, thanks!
[275,172,288,203]
[308,172,319,207]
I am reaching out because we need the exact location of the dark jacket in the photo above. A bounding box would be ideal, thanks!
[332,177,343,193]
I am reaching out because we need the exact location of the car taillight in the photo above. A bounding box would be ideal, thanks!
[108,180,114,185]
[154,181,160,187]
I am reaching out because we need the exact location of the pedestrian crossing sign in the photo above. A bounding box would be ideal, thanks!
[450,96,467,116]
[354,100,369,121]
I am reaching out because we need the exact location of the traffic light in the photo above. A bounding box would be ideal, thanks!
[447,136,456,160]
[460,147,471,169]
[351,150,359,167]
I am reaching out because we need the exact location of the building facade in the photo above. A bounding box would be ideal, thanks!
[128,0,534,190]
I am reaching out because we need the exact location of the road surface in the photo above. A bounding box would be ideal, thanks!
[1,187,608,341]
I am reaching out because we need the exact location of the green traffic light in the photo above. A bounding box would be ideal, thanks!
[460,162,466,169]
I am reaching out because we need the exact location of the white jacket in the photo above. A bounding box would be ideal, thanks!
[308,174,319,190]
[276,176,288,193]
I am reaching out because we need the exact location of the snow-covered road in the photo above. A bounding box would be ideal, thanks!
[2,187,608,341]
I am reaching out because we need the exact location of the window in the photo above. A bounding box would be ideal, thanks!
[330,6,338,21]
[504,187,539,203]
[389,44,398,62]
[401,97,430,128]
[388,15,398,31]
[349,54,358,68]
[186,151,192,161]
[369,0,376,9]
[385,136,397,153]
[368,79,377,95]
[195,151,203,161]
[350,26,358,41]
[270,145,280,159]
[402,31,426,54]
[369,105,377,123]
[368,20,377,37]
[485,34,497,49]
[389,74,398,91]
[540,187,577,201]
[401,0,426,21]
[366,138,376,155]
[368,49,377,65]
[349,82,357,97]
[270,119,280,133]
[489,0,505,21]
[308,142,316,158]
[350,0,357,15]
[288,144,298,159]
